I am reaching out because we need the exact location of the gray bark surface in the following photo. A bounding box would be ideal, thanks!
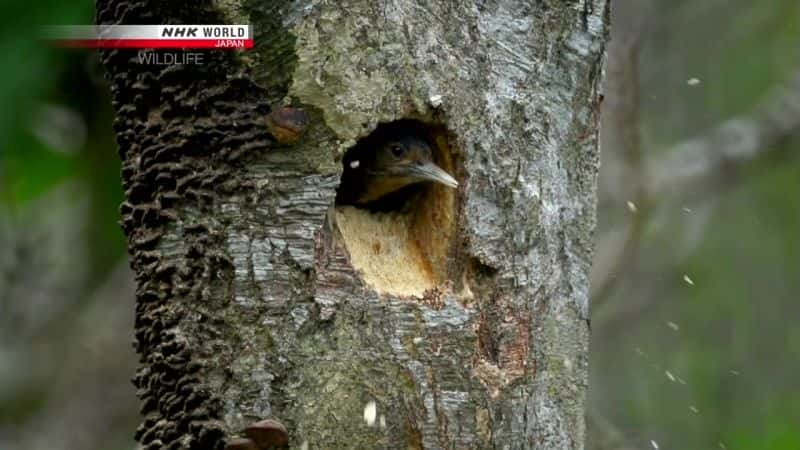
[98,0,608,448]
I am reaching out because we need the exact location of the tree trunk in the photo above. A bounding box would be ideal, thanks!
[98,1,608,449]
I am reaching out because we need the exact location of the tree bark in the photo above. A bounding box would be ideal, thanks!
[98,1,608,449]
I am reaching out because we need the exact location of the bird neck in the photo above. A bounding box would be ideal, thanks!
[356,173,418,205]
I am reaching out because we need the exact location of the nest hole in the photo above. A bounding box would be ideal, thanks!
[334,119,458,297]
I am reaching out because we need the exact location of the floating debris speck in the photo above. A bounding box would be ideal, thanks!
[667,321,680,331]
[683,274,695,286]
[687,77,701,86]
[363,401,377,426]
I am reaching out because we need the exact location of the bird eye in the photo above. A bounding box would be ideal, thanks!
[390,144,405,158]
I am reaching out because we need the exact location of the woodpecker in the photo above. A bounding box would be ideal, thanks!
[336,134,458,208]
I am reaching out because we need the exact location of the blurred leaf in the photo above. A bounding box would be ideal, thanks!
[1,132,77,206]
[0,2,93,206]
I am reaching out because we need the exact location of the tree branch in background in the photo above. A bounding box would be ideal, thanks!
[586,9,651,450]
[649,69,800,198]
[590,16,648,310]
[593,67,800,313]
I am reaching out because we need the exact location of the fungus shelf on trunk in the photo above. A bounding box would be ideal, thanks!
[334,120,459,297]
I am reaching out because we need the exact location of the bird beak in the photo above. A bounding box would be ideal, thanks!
[410,162,459,188]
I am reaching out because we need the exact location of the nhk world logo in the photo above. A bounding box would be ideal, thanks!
[44,25,254,49]
[160,25,247,39]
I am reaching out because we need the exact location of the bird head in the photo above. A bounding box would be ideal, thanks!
[337,132,459,207]
[363,136,458,199]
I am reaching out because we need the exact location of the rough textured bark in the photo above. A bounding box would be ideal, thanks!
[99,0,608,448]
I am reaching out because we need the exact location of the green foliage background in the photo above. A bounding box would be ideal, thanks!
[0,3,133,448]
[591,1,800,449]
[0,3,125,275]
